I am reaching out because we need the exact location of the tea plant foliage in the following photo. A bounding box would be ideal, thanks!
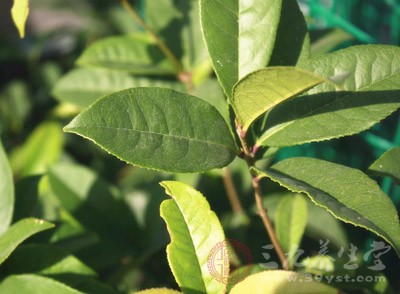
[65,88,237,173]
[369,147,400,184]
[254,157,400,256]
[160,181,226,294]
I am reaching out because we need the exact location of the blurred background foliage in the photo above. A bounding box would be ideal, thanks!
[0,0,400,293]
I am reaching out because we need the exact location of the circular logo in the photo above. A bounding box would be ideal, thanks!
[207,239,253,285]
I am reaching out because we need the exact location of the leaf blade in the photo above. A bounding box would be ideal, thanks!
[0,140,14,235]
[253,157,400,256]
[160,181,226,294]
[77,35,176,75]
[369,147,400,184]
[0,218,54,265]
[0,274,83,294]
[258,45,400,147]
[64,87,237,173]
[233,67,323,130]
[52,68,185,108]
[230,270,336,293]
[200,0,283,98]
[275,194,308,268]
[11,0,29,38]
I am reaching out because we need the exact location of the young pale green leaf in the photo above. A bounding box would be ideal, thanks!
[64,88,237,173]
[135,288,181,294]
[258,45,400,147]
[52,68,184,108]
[233,67,324,131]
[200,0,282,98]
[0,218,54,265]
[369,147,400,184]
[275,194,307,268]
[10,121,64,177]
[0,274,83,294]
[160,181,226,294]
[253,157,400,256]
[0,140,13,235]
[11,0,29,38]
[268,0,310,66]
[230,270,336,293]
[1,244,96,277]
[77,35,176,75]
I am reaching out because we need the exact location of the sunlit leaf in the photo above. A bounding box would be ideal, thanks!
[64,88,237,173]
[160,181,226,294]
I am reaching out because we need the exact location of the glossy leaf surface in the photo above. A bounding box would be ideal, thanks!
[65,88,237,173]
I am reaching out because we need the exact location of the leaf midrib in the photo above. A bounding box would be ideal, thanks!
[258,70,400,144]
[68,125,236,152]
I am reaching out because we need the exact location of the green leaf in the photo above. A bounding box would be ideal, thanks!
[1,244,95,277]
[77,34,176,75]
[13,176,41,222]
[11,0,29,38]
[233,67,323,131]
[275,194,307,268]
[268,0,310,66]
[10,121,64,177]
[135,288,181,294]
[52,68,185,108]
[0,274,83,294]
[64,88,237,173]
[145,0,209,73]
[160,181,226,294]
[253,157,400,256]
[47,162,137,240]
[305,199,348,249]
[0,140,13,235]
[230,270,336,293]
[258,45,400,147]
[200,0,283,98]
[369,147,400,184]
[0,218,54,265]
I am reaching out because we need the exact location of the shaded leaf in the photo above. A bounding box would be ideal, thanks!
[52,68,184,108]
[10,121,64,177]
[253,157,400,256]
[259,45,400,147]
[0,274,83,294]
[13,176,41,222]
[369,147,400,184]
[160,181,226,294]
[268,0,310,66]
[233,67,323,131]
[77,34,175,75]
[230,270,336,293]
[200,0,282,97]
[0,140,13,235]
[11,0,29,38]
[145,0,208,73]
[275,194,307,268]
[64,88,237,173]
[1,244,95,277]
[47,162,137,242]
[0,218,53,265]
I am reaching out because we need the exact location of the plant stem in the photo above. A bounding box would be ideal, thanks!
[120,0,184,73]
[222,167,244,215]
[236,120,289,270]
[252,176,289,270]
